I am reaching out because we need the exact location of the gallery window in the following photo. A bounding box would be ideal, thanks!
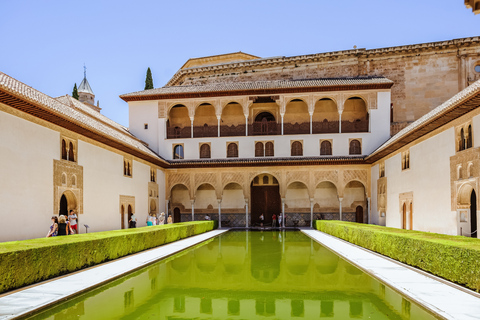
[320,140,332,155]
[379,162,385,178]
[150,168,156,182]
[61,137,77,162]
[173,144,184,159]
[401,150,410,170]
[200,144,211,159]
[291,141,303,156]
[349,139,361,155]
[265,141,274,156]
[255,142,264,157]
[227,142,238,158]
[124,158,132,177]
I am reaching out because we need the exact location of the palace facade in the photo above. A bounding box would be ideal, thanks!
[1,36,480,241]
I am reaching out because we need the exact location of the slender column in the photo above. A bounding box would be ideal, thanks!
[338,197,343,221]
[245,198,249,228]
[164,118,168,139]
[310,198,314,228]
[217,115,221,137]
[245,115,249,136]
[218,199,222,228]
[368,110,371,133]
[282,198,286,228]
[191,199,195,221]
[190,117,194,138]
[309,113,313,134]
[338,111,342,133]
[367,197,371,224]
[165,200,169,224]
[281,114,284,135]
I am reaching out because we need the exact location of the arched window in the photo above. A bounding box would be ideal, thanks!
[61,140,67,160]
[127,162,131,176]
[263,176,269,185]
[200,144,211,158]
[265,141,274,157]
[291,141,303,156]
[173,145,184,159]
[227,143,238,158]
[460,128,465,151]
[255,142,264,157]
[72,175,76,186]
[349,140,361,155]
[467,125,473,149]
[320,140,332,155]
[68,142,75,162]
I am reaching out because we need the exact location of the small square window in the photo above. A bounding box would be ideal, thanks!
[144,123,148,129]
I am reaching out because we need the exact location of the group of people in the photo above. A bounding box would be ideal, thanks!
[46,210,78,237]
[128,212,173,228]
[259,213,283,228]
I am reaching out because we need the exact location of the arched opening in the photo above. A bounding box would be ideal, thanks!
[460,128,465,151]
[320,140,332,155]
[467,125,473,149]
[68,142,75,162]
[252,111,278,135]
[344,181,366,222]
[251,174,280,227]
[121,205,125,229]
[349,140,361,155]
[60,194,68,216]
[291,141,303,156]
[265,141,274,157]
[59,191,77,216]
[195,183,217,220]
[150,199,156,214]
[173,145,184,159]
[285,181,310,227]
[171,184,190,222]
[200,144,211,158]
[167,104,191,139]
[227,143,238,158]
[314,181,339,220]
[471,190,477,238]
[342,97,368,132]
[222,183,245,226]
[313,98,339,133]
[355,206,363,223]
[255,142,264,157]
[61,139,67,160]
[402,203,407,229]
[221,102,245,136]
[284,99,309,134]
[194,103,217,137]
[174,207,181,223]
[128,205,133,228]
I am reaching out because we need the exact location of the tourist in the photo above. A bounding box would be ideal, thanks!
[278,214,282,228]
[146,215,153,226]
[57,215,69,236]
[167,214,173,224]
[152,215,157,225]
[129,213,137,228]
[260,213,264,227]
[205,214,211,220]
[46,216,58,237]
[272,213,277,227]
[158,212,165,225]
[68,210,78,234]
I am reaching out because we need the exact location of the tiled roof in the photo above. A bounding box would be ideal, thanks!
[120,77,393,100]
[0,72,166,164]
[367,78,480,161]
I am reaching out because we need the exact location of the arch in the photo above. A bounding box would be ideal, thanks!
[313,98,338,120]
[468,163,474,178]
[150,199,156,213]
[123,160,127,175]
[467,125,473,149]
[250,173,281,226]
[61,139,67,160]
[285,181,310,215]
[349,139,361,155]
[320,140,332,155]
[71,175,76,186]
[291,141,303,156]
[254,111,276,122]
[253,111,277,135]
[167,104,190,139]
[193,103,217,138]
[355,206,364,223]
[458,165,462,180]
[265,141,274,156]
[200,144,211,158]
[460,128,465,151]
[173,144,184,159]
[60,190,78,215]
[195,183,217,211]
[170,184,191,215]
[342,97,368,133]
[458,183,475,206]
[255,142,264,157]
[344,181,366,219]
[221,102,244,126]
[227,143,238,158]
[284,99,309,134]
[61,173,67,185]
[68,142,75,162]
[222,182,245,210]
[314,181,339,215]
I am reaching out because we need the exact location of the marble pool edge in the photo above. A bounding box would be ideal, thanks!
[0,229,229,320]
[302,229,480,320]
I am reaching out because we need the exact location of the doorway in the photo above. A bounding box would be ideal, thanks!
[128,205,133,228]
[251,174,281,227]
[121,205,125,229]
[402,203,407,229]
[60,194,68,215]
[471,190,477,238]
[174,207,181,223]
[355,206,363,223]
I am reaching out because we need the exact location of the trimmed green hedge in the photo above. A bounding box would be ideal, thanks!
[315,220,480,291]
[0,221,217,294]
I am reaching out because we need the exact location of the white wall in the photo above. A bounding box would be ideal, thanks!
[128,101,159,154]
[0,109,59,241]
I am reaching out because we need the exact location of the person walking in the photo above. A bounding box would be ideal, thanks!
[129,213,137,228]
[46,216,58,237]
[68,210,78,234]
[167,214,173,224]
[260,213,264,227]
[272,213,277,228]
[57,215,69,236]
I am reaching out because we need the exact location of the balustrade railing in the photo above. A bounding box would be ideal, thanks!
[166,126,191,139]
[312,120,339,134]
[283,122,310,135]
[341,118,369,133]
[220,125,246,137]
[193,125,218,138]
[249,121,280,136]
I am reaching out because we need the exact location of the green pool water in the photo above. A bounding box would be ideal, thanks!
[27,231,438,319]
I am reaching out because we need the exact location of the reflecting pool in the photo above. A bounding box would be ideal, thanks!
[27,231,438,319]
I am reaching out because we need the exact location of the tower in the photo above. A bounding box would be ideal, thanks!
[78,66,95,106]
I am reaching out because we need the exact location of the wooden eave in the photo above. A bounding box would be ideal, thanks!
[365,92,480,164]
[120,83,393,102]
[0,89,170,169]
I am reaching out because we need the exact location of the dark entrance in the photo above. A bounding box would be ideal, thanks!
[355,206,363,223]
[174,207,181,223]
[121,205,125,229]
[59,194,68,215]
[471,190,477,238]
[251,174,281,227]
[128,205,133,228]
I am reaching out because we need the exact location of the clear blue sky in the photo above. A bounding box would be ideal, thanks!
[1,0,478,126]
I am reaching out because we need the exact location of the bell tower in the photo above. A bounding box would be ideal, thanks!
[78,65,95,106]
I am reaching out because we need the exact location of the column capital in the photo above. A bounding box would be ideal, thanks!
[217,199,222,204]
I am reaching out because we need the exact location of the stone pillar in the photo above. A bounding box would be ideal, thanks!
[245,198,249,228]
[338,197,343,221]
[282,198,286,228]
[281,113,285,135]
[164,118,168,139]
[245,114,249,136]
[191,199,195,221]
[309,112,313,134]
[310,198,314,228]
[367,197,371,224]
[217,116,221,137]
[218,199,222,228]
[190,117,194,138]
[165,199,169,224]
[338,111,342,133]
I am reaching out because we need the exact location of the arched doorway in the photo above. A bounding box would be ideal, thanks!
[402,203,407,229]
[471,190,477,238]
[355,206,363,223]
[253,112,276,135]
[250,174,281,227]
[121,205,125,229]
[60,194,68,215]
[128,205,133,228]
[174,207,181,223]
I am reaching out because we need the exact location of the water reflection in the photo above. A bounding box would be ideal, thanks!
[29,231,438,320]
